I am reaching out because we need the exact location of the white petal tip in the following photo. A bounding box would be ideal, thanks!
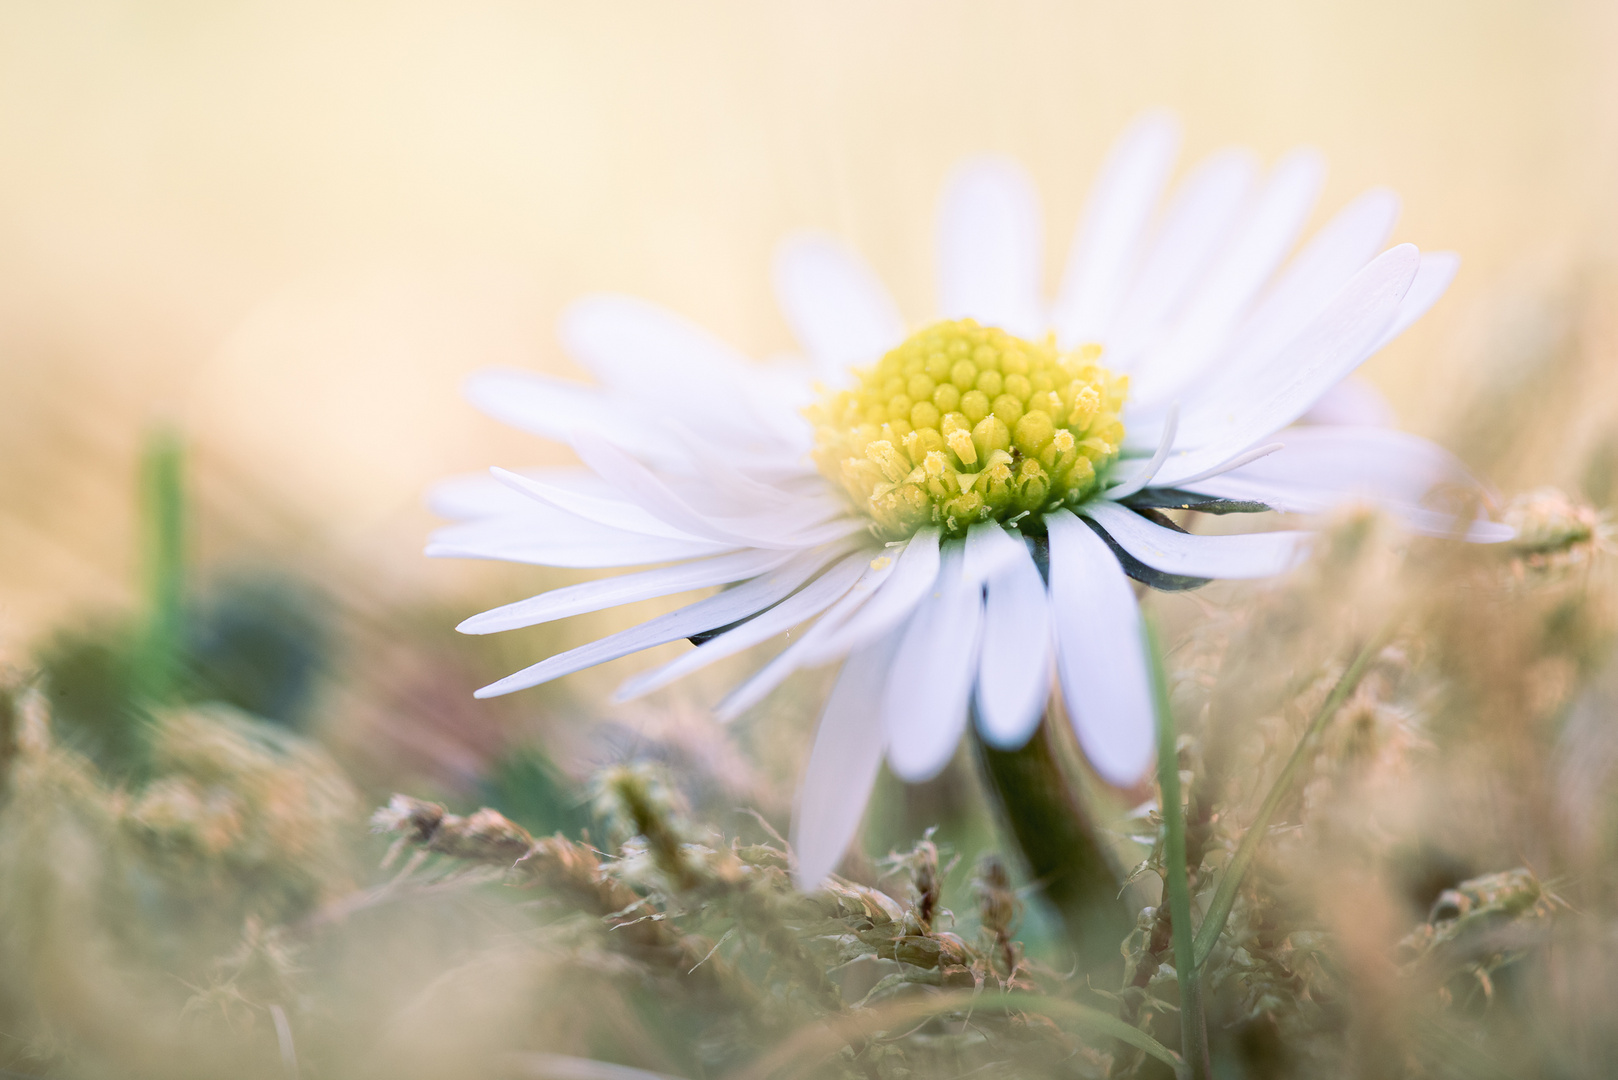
[1469,521,1516,544]
[973,722,1039,753]
[1088,744,1156,789]
[791,868,829,894]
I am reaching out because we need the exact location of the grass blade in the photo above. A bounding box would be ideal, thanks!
[1147,619,1208,1080]
[1190,629,1391,968]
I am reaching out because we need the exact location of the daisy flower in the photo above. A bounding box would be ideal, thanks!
[428,114,1511,888]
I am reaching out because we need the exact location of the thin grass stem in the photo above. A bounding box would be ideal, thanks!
[1190,626,1394,969]
[1146,619,1208,1080]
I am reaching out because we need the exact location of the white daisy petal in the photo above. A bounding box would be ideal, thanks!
[569,433,850,549]
[882,546,984,782]
[1183,426,1513,541]
[800,528,944,664]
[457,548,797,635]
[974,536,1052,750]
[1193,425,1461,503]
[428,471,539,520]
[1051,111,1182,348]
[936,158,1045,338]
[1130,148,1327,406]
[464,368,679,463]
[1045,510,1155,786]
[614,551,871,701]
[1151,242,1421,485]
[472,543,852,698]
[1083,500,1311,579]
[431,467,619,521]
[963,520,1026,585]
[1221,187,1401,382]
[715,559,888,720]
[1105,402,1179,500]
[1106,148,1259,369]
[1369,251,1460,354]
[492,466,713,541]
[427,511,736,568]
[774,232,907,387]
[1301,376,1395,427]
[714,530,944,721]
[791,632,902,891]
[1162,443,1284,489]
[561,294,783,443]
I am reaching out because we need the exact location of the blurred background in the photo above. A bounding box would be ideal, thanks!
[4,0,1617,635]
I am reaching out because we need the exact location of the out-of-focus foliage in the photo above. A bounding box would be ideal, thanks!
[5,466,1618,1079]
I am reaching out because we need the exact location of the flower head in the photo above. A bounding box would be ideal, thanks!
[810,320,1126,539]
[430,114,1511,889]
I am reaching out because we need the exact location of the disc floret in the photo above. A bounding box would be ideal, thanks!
[808,320,1127,539]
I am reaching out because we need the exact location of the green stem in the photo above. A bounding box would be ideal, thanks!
[1190,628,1392,969]
[1146,621,1208,1080]
[137,425,187,705]
[969,717,1129,978]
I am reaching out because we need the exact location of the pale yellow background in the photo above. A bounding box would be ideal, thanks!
[2,0,1615,642]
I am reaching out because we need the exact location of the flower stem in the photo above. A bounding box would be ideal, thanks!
[969,716,1129,978]
[1146,621,1208,1080]
[1189,627,1391,969]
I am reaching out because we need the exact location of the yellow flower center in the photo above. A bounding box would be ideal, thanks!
[808,319,1127,540]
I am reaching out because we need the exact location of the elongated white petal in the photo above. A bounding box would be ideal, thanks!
[1183,425,1514,541]
[974,537,1052,749]
[429,479,514,522]
[1186,425,1472,506]
[615,551,869,700]
[1221,187,1400,383]
[791,632,901,890]
[882,546,983,782]
[561,295,772,440]
[800,529,943,664]
[1052,112,1181,348]
[1151,243,1420,485]
[1300,376,1395,427]
[936,158,1044,338]
[428,471,547,520]
[457,548,796,635]
[716,531,943,721]
[1045,511,1155,785]
[1083,501,1310,579]
[492,466,712,541]
[427,511,736,567]
[472,544,850,698]
[569,433,847,549]
[1131,148,1327,406]
[1106,403,1179,500]
[963,520,1026,585]
[1162,443,1283,488]
[774,232,906,387]
[1106,148,1258,369]
[463,368,680,463]
[1369,251,1459,353]
[715,549,896,720]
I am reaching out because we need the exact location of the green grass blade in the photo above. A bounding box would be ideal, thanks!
[1146,619,1207,1080]
[1190,630,1390,969]
[137,424,187,704]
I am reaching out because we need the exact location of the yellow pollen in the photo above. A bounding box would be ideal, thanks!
[807,319,1128,540]
[870,555,893,570]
